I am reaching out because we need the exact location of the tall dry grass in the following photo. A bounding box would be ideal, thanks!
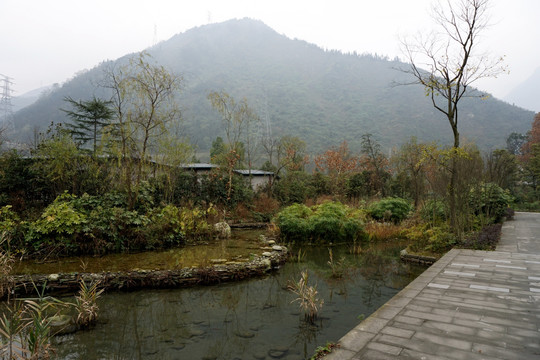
[287,270,324,323]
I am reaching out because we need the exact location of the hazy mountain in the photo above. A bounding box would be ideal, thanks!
[12,85,54,113]
[504,67,540,113]
[11,18,535,153]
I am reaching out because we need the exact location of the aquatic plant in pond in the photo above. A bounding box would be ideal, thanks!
[0,234,14,301]
[48,240,423,359]
[288,270,324,323]
[74,278,103,329]
[327,248,348,279]
[0,293,64,359]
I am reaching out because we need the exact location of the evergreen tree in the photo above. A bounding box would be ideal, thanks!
[62,96,113,156]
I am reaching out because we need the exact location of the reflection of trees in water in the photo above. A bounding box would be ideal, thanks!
[358,248,391,306]
[293,319,323,359]
[53,241,421,359]
[356,245,420,306]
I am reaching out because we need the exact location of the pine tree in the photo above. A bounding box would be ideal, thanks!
[62,96,113,156]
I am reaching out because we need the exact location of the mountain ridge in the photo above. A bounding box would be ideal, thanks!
[11,18,535,153]
[504,67,540,113]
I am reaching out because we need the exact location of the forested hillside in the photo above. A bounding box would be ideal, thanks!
[11,18,534,153]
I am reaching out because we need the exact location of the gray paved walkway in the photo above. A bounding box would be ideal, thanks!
[325,212,540,359]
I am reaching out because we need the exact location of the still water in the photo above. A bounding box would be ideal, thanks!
[13,230,267,274]
[48,236,423,360]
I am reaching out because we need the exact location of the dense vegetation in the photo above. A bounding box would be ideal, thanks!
[2,40,540,262]
[3,10,540,360]
[10,19,533,155]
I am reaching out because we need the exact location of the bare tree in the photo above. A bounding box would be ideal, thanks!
[401,0,506,233]
[103,52,183,208]
[208,90,257,200]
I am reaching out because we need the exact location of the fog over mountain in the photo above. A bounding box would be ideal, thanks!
[504,67,540,113]
[11,85,54,113]
[10,19,535,153]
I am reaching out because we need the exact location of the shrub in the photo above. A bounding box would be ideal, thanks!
[30,194,86,236]
[83,206,149,253]
[275,202,365,243]
[309,202,362,242]
[250,193,281,222]
[199,171,253,208]
[469,183,512,223]
[275,203,313,242]
[273,171,315,206]
[368,198,412,223]
[26,193,87,254]
[17,191,217,256]
[459,223,501,250]
[404,224,456,255]
[0,205,20,236]
[420,199,447,223]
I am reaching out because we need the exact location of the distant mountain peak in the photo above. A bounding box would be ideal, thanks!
[504,67,540,113]
[10,19,535,153]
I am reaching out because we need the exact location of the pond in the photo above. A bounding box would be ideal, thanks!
[43,232,424,360]
[13,230,268,274]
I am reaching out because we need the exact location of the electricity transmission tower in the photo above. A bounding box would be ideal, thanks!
[0,74,14,130]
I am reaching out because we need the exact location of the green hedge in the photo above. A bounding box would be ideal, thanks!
[469,183,512,223]
[275,201,365,243]
[368,197,412,223]
[3,192,216,257]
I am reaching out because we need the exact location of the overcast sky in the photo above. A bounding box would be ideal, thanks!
[1,0,539,101]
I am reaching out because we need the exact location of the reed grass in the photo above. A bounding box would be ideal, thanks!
[287,270,323,323]
[74,279,103,329]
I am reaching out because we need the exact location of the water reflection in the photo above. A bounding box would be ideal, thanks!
[12,230,265,275]
[53,240,423,360]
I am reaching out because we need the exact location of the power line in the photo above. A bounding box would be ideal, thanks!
[0,74,15,130]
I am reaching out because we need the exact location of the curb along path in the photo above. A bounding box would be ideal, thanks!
[325,212,540,359]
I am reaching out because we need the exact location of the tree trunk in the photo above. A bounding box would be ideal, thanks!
[449,121,460,235]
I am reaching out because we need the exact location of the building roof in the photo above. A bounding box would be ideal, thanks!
[234,169,274,176]
[181,163,219,170]
[181,163,274,176]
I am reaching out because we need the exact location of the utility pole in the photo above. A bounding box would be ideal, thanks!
[0,74,14,131]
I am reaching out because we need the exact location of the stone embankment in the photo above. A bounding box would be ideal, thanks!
[8,237,287,299]
[399,248,438,266]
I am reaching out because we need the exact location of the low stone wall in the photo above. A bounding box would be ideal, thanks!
[228,222,269,229]
[8,246,288,299]
[399,248,438,266]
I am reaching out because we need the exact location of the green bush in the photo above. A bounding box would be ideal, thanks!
[199,171,253,208]
[420,199,447,223]
[273,171,315,206]
[469,183,512,223]
[368,198,412,223]
[275,202,364,243]
[16,191,217,256]
[310,202,361,242]
[148,204,216,246]
[274,203,313,241]
[0,205,20,234]
[26,193,87,254]
[404,224,456,255]
[0,205,25,252]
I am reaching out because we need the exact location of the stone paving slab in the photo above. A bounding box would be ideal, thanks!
[324,212,540,359]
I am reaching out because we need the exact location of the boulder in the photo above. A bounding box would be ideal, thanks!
[49,314,77,336]
[214,222,231,238]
